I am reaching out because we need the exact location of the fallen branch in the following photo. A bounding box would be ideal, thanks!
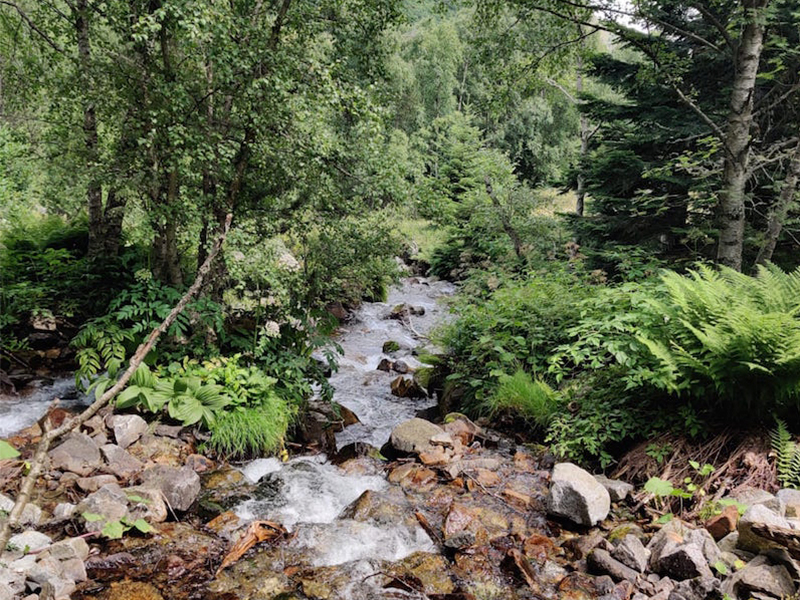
[0,214,232,551]
[750,523,800,559]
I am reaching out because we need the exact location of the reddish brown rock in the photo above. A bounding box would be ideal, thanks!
[705,504,739,540]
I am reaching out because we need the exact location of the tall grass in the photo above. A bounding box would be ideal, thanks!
[207,396,294,459]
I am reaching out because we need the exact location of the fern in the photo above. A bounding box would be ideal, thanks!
[771,419,800,489]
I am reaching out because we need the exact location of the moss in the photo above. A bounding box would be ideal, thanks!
[383,340,401,353]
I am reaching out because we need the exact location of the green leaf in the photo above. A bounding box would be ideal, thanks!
[82,511,105,522]
[0,440,20,460]
[713,561,728,575]
[102,520,125,539]
[644,477,674,497]
[132,518,154,533]
[656,513,674,524]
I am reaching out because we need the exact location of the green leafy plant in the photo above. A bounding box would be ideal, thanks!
[0,440,20,460]
[82,511,153,539]
[483,369,560,430]
[771,419,800,489]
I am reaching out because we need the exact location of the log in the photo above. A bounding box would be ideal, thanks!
[751,522,800,559]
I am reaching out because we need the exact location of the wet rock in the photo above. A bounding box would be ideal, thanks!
[127,434,185,466]
[102,581,165,600]
[185,453,216,473]
[0,493,41,525]
[377,358,393,372]
[393,360,411,374]
[76,474,118,492]
[443,503,487,548]
[390,375,427,398]
[613,534,650,573]
[738,503,792,553]
[563,530,612,560]
[48,432,102,476]
[199,468,256,516]
[595,475,634,502]
[705,504,739,540]
[776,488,800,518]
[109,414,149,449]
[547,463,611,526]
[588,548,640,583]
[386,551,455,595]
[101,444,144,480]
[722,557,796,599]
[382,340,402,354]
[140,465,201,512]
[390,418,445,454]
[339,489,408,524]
[8,530,51,552]
[523,533,557,562]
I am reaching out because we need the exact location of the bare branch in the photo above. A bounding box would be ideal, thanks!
[0,0,65,53]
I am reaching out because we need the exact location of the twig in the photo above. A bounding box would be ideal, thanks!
[0,214,232,551]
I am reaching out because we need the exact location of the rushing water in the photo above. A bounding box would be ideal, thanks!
[233,276,454,573]
[0,376,87,438]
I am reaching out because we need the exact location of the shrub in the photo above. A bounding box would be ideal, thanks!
[640,264,800,424]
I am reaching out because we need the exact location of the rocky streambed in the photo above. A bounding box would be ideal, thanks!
[2,277,800,600]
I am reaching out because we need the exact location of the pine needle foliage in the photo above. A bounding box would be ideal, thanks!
[771,419,800,489]
[640,264,800,423]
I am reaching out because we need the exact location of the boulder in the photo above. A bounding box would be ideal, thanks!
[667,576,721,600]
[390,418,445,454]
[595,475,634,502]
[377,358,393,372]
[140,465,201,512]
[648,520,720,572]
[100,444,144,480]
[721,556,796,599]
[613,534,650,573]
[737,503,792,553]
[547,462,611,526]
[657,544,714,580]
[109,414,149,449]
[48,432,102,476]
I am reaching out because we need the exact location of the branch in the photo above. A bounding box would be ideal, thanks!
[0,0,65,54]
[0,214,233,551]
[671,85,732,159]
[544,77,578,104]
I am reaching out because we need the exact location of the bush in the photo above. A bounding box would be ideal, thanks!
[640,264,800,424]
[207,400,294,459]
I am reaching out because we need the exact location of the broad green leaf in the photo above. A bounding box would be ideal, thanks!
[644,477,674,496]
[102,520,125,539]
[0,440,20,460]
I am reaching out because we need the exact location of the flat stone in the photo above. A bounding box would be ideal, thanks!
[547,462,610,526]
[109,414,148,449]
[140,465,200,512]
[100,444,144,479]
[595,475,634,502]
[48,432,102,476]
[613,534,650,572]
[41,537,89,562]
[8,530,51,553]
[390,418,445,454]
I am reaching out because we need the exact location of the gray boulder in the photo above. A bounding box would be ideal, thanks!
[390,418,446,454]
[721,556,796,599]
[48,432,101,476]
[109,414,148,449]
[613,534,650,572]
[595,475,634,502]
[658,544,714,580]
[8,530,51,553]
[547,463,611,526]
[737,503,792,553]
[140,465,200,512]
[76,483,129,532]
[668,576,721,600]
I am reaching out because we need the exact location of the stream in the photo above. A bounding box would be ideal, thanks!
[230,276,455,587]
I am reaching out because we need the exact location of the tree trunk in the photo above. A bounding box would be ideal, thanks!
[101,189,126,257]
[754,138,800,268]
[576,52,588,217]
[716,0,769,271]
[75,0,105,259]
